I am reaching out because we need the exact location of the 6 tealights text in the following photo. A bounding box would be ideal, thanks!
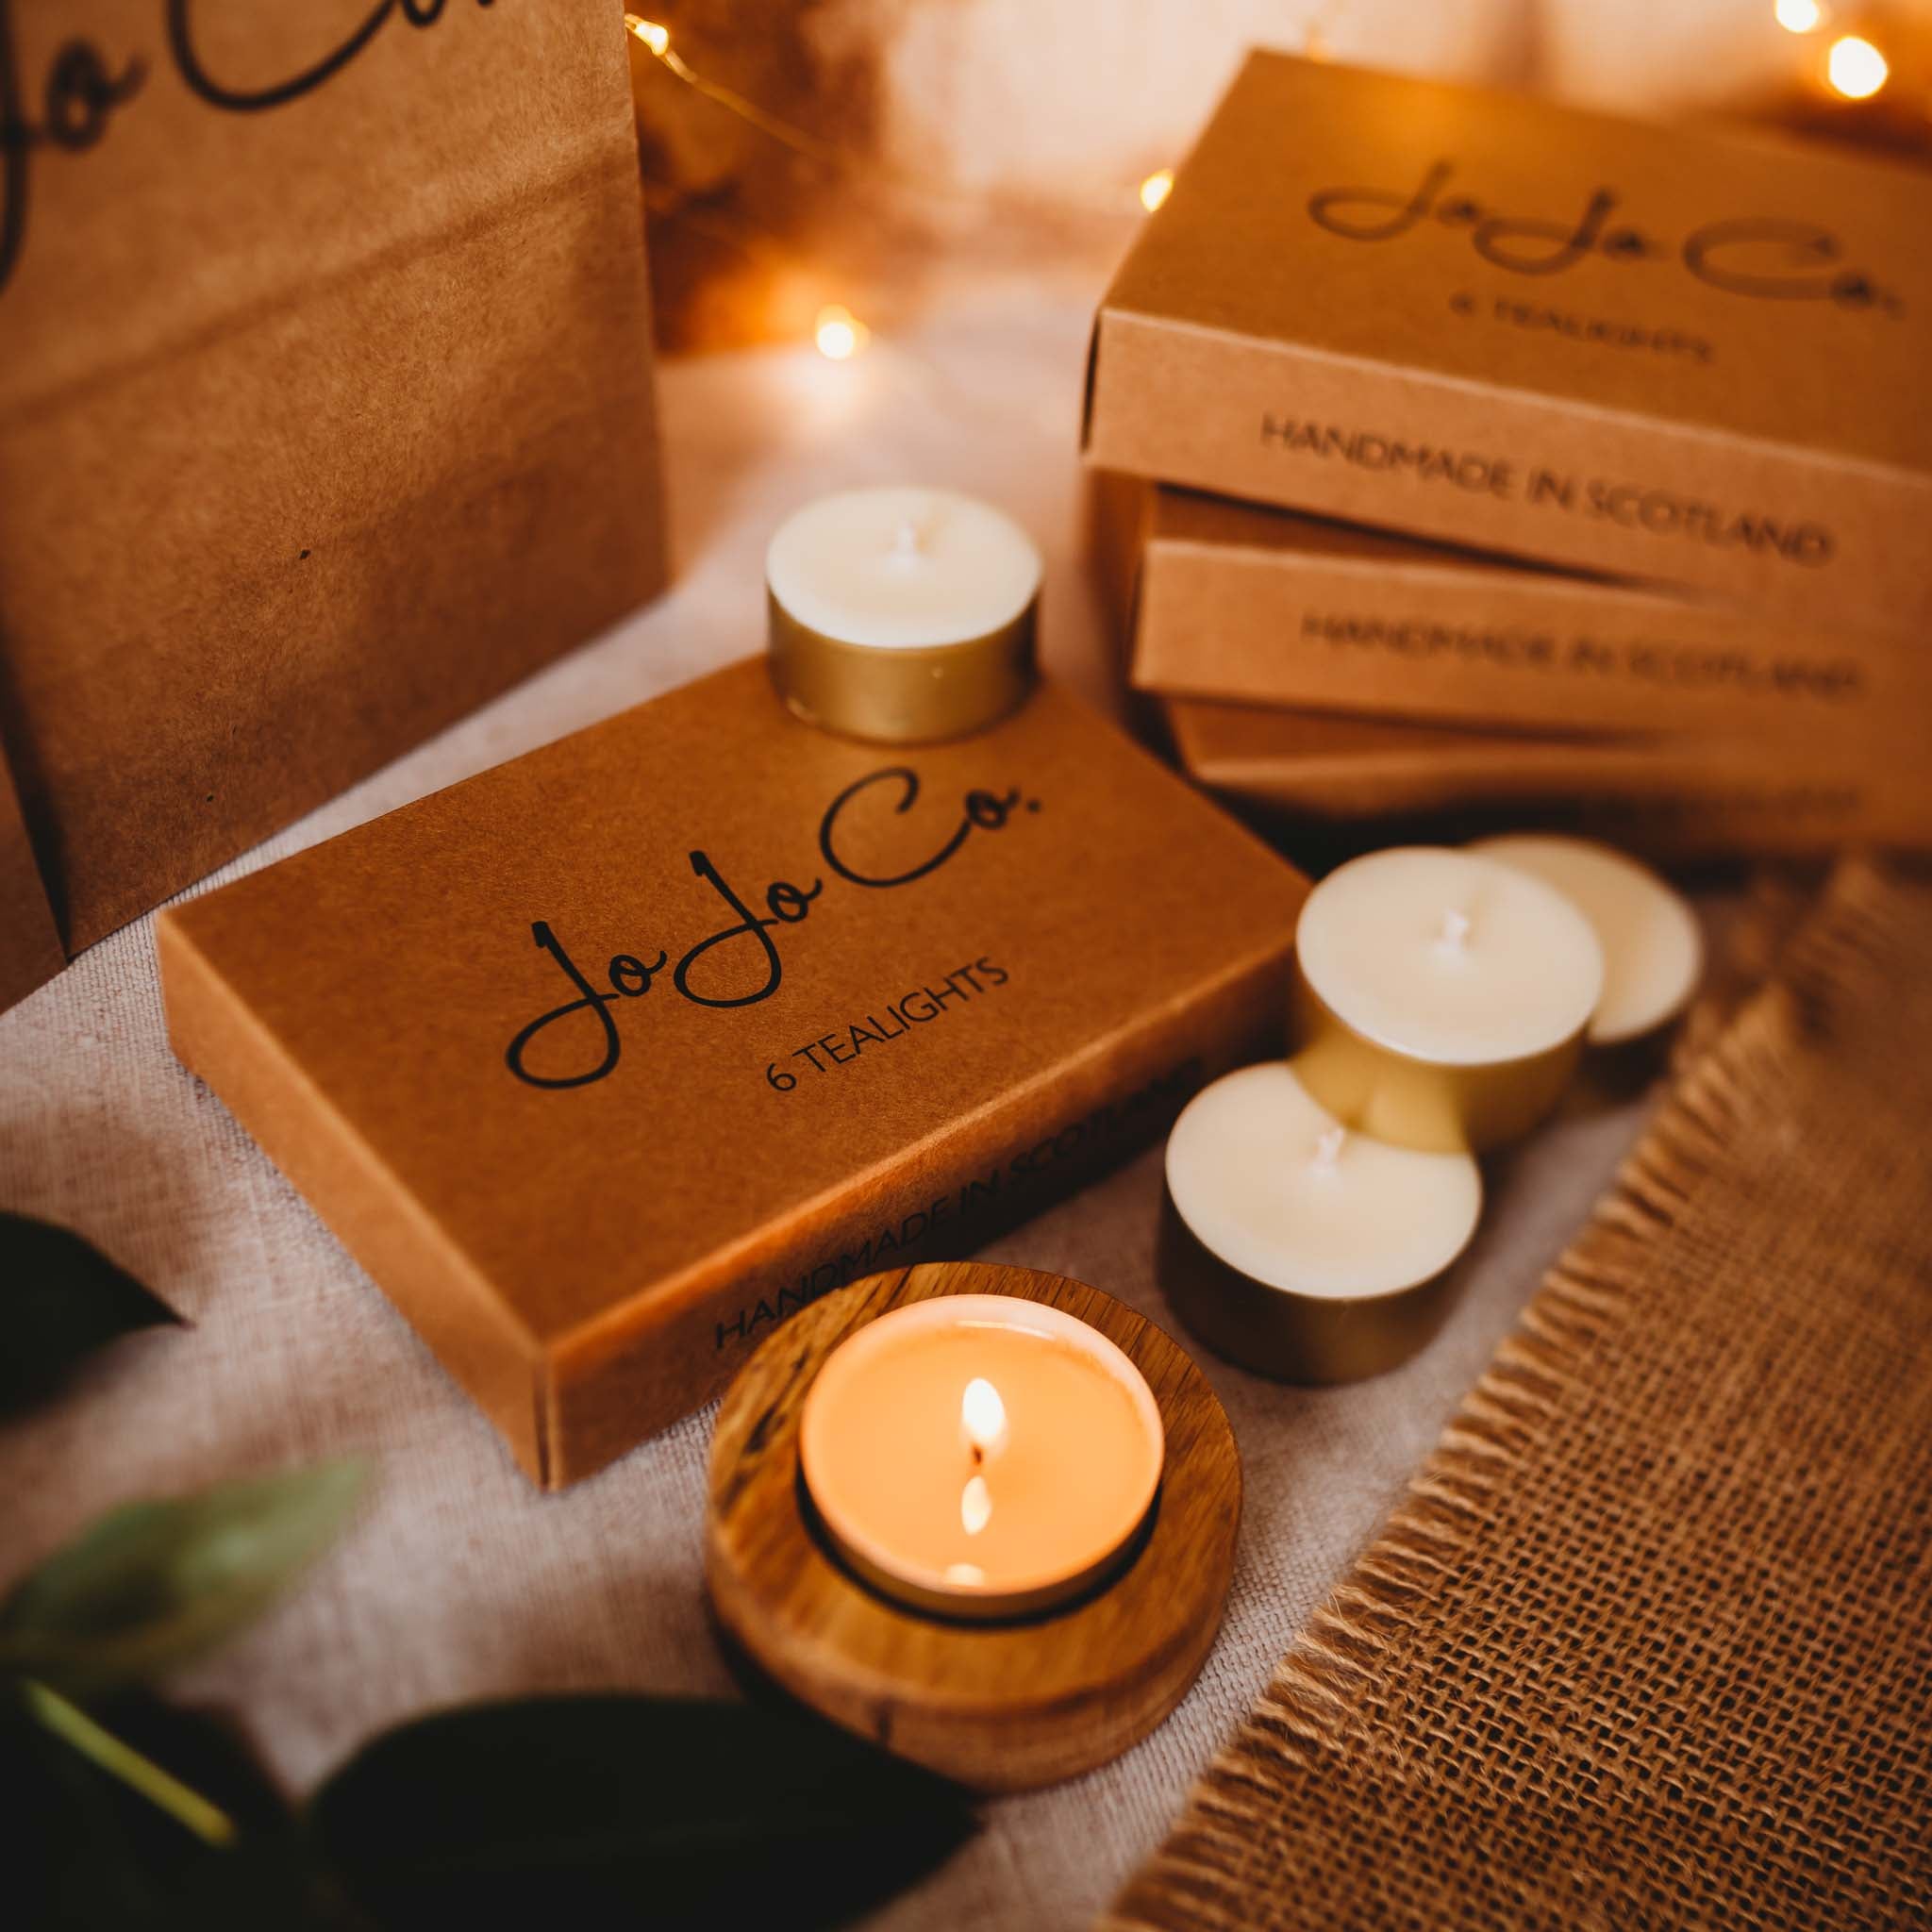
[773,958,1009,1089]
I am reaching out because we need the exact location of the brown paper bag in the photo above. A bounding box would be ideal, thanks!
[0,1,665,975]
[0,739,62,1010]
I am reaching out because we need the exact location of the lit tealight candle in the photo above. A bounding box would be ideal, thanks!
[798,1294,1163,1621]
[766,487,1042,744]
[1291,847,1605,1152]
[1162,1062,1480,1382]
[1469,835,1703,1046]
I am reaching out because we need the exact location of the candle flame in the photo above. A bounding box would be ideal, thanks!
[1438,907,1473,952]
[961,1473,992,1537]
[1313,1124,1346,1173]
[891,517,923,557]
[1139,168,1174,213]
[1774,0,1824,31]
[961,1376,1008,1459]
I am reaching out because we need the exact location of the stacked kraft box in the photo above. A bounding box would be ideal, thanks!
[1083,51,1932,858]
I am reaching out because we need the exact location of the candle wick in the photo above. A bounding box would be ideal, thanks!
[1313,1125,1346,1173]
[971,1443,984,1468]
[1439,907,1473,951]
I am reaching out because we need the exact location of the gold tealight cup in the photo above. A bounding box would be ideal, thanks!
[1288,848,1605,1155]
[1159,1062,1482,1384]
[1289,959,1588,1154]
[766,487,1041,745]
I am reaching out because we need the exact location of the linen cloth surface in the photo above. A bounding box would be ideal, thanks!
[1,295,1669,1928]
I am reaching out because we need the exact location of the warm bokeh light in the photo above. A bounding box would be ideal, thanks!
[1826,34,1889,96]
[1774,0,1824,33]
[1139,168,1174,213]
[813,304,868,360]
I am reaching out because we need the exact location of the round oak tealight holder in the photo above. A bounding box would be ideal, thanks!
[704,1261,1241,1792]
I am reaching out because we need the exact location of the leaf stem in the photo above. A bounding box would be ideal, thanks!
[23,1678,238,1848]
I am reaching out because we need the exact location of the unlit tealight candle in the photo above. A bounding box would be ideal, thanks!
[798,1294,1162,1621]
[1162,1062,1480,1382]
[1291,846,1605,1152]
[1470,835,1703,1045]
[766,487,1041,744]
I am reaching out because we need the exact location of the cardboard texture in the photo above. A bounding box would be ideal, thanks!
[0,740,63,1012]
[0,2,664,961]
[159,660,1307,1488]
[1164,697,1932,858]
[1085,53,1932,637]
[1127,486,1932,752]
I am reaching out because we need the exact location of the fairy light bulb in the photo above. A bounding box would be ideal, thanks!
[813,304,868,361]
[624,14,671,56]
[1774,0,1824,32]
[1139,168,1174,213]
[1825,35,1889,96]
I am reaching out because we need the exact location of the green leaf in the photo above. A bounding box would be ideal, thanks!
[0,1462,366,1693]
[0,1211,182,1413]
[309,1695,978,1930]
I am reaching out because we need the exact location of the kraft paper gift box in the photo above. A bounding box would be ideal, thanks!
[1120,485,1931,756]
[1084,51,1932,641]
[1161,696,1931,859]
[158,660,1307,1488]
[0,2,665,1008]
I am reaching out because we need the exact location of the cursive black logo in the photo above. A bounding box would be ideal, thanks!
[0,0,496,298]
[1308,159,1901,312]
[504,768,1038,1091]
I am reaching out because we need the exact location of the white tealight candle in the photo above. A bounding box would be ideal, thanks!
[1162,1062,1480,1383]
[1291,846,1605,1152]
[766,487,1042,743]
[1469,835,1703,1046]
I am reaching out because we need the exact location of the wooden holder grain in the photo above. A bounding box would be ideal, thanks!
[705,1261,1241,1791]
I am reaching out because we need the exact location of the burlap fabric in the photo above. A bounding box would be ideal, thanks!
[1110,856,1932,1932]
